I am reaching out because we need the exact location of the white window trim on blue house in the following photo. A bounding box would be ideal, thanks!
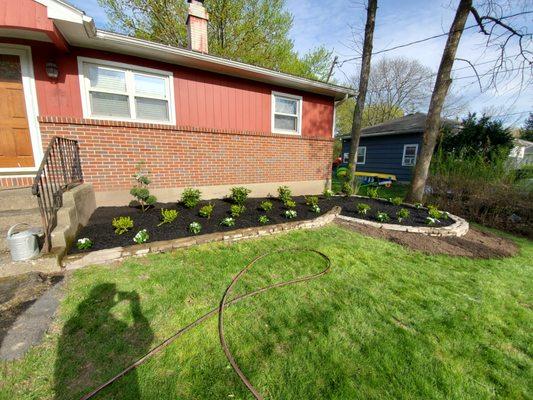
[402,144,418,166]
[342,146,366,164]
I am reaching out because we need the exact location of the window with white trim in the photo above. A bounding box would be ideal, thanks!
[402,144,418,166]
[79,59,174,123]
[272,92,302,134]
[342,146,366,164]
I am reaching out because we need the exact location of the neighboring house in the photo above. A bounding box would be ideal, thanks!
[0,0,353,205]
[509,139,533,168]
[340,113,458,182]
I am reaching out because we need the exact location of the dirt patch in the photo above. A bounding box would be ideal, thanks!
[0,272,63,345]
[336,219,519,259]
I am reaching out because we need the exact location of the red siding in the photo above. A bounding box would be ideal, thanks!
[1,39,334,138]
[0,0,51,32]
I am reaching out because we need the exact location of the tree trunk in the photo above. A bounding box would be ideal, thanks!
[406,0,472,203]
[348,0,378,189]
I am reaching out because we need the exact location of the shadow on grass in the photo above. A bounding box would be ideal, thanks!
[54,283,153,399]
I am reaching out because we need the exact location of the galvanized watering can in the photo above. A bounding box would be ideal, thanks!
[6,223,41,261]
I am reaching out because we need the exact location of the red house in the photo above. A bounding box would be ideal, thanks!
[0,0,352,205]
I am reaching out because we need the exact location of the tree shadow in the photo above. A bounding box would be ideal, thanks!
[54,283,153,399]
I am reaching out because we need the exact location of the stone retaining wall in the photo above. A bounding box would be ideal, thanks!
[62,206,341,270]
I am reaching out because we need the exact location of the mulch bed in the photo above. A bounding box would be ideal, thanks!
[69,195,454,255]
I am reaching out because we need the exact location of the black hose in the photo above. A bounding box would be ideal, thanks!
[80,248,331,400]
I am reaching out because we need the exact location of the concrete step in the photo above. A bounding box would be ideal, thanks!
[0,208,42,254]
[0,188,39,212]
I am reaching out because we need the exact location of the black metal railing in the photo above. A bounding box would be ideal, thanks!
[32,137,83,252]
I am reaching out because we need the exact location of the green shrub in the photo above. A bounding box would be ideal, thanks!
[199,203,214,218]
[284,210,297,219]
[367,186,379,199]
[414,202,423,209]
[229,187,251,205]
[189,222,202,234]
[357,203,371,215]
[277,185,292,203]
[258,215,270,224]
[130,161,156,212]
[322,188,334,198]
[342,181,354,196]
[397,208,410,222]
[220,217,235,227]
[230,204,246,217]
[76,237,93,250]
[157,209,178,226]
[305,196,319,207]
[284,199,296,209]
[259,200,273,212]
[310,204,321,213]
[427,205,443,220]
[133,229,149,244]
[375,211,390,222]
[112,216,133,235]
[181,188,202,208]
[390,197,403,206]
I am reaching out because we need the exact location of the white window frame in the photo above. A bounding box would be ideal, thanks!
[77,57,176,125]
[402,144,418,167]
[271,91,302,135]
[357,146,366,165]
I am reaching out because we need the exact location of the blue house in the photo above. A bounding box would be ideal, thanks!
[340,113,457,182]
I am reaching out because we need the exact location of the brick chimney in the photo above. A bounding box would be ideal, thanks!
[186,0,209,53]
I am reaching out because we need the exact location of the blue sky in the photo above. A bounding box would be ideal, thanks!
[68,0,531,125]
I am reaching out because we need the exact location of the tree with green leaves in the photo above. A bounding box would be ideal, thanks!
[97,0,332,80]
[520,113,533,142]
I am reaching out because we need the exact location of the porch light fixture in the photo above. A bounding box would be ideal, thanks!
[45,61,59,79]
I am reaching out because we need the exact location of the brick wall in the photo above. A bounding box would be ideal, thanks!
[0,176,34,188]
[38,117,333,193]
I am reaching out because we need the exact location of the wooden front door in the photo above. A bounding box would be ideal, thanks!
[0,54,34,168]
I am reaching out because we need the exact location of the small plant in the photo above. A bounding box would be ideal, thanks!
[181,188,202,208]
[357,203,371,215]
[130,161,156,212]
[189,221,202,234]
[441,211,450,220]
[259,200,273,212]
[258,215,270,224]
[220,217,235,227]
[277,185,292,203]
[305,196,319,207]
[112,216,134,235]
[390,197,403,206]
[133,229,149,244]
[229,187,251,205]
[284,209,297,219]
[367,186,379,199]
[414,203,423,209]
[199,203,214,218]
[76,238,93,250]
[230,204,246,217]
[342,181,354,196]
[428,205,443,220]
[426,216,440,225]
[397,208,410,222]
[284,199,296,209]
[322,188,334,198]
[157,209,178,226]
[310,204,321,213]
[376,211,390,222]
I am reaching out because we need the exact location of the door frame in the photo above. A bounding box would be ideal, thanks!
[0,43,43,173]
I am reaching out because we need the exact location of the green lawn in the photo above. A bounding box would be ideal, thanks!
[331,174,409,198]
[1,226,531,399]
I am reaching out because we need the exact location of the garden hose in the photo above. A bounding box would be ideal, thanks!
[80,248,331,400]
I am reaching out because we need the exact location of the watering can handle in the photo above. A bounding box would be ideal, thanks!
[7,223,31,238]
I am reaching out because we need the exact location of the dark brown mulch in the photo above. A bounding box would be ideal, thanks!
[70,196,454,255]
[336,219,519,259]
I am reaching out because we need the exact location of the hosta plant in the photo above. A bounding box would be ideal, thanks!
[258,215,270,224]
[230,204,246,217]
[189,222,202,234]
[284,199,296,209]
[181,188,202,208]
[376,211,390,223]
[277,185,292,203]
[133,229,149,244]
[157,209,178,226]
[426,216,440,225]
[428,205,443,220]
[259,200,273,212]
[390,197,403,206]
[284,210,297,219]
[414,203,423,209]
[310,204,321,213]
[199,203,214,218]
[322,188,334,198]
[130,161,156,212]
[229,187,251,205]
[220,217,235,227]
[357,203,371,215]
[76,237,93,250]
[397,208,410,222]
[367,186,379,199]
[112,216,134,235]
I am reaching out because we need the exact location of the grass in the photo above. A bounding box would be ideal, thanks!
[332,173,409,198]
[1,226,532,399]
